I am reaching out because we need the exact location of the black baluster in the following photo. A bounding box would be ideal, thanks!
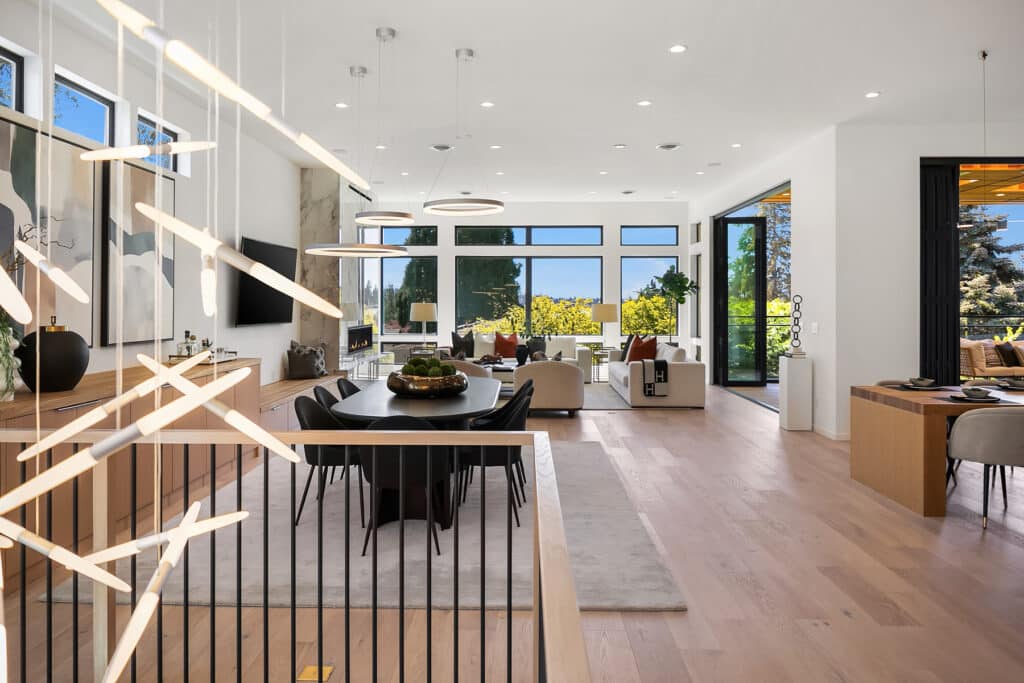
[344,443,351,683]
[372,446,378,683]
[183,443,190,683]
[290,453,296,683]
[19,452,26,683]
[209,445,216,683]
[46,449,52,683]
[73,443,81,683]
[506,446,513,683]
[426,446,433,683]
[158,441,164,683]
[317,463,324,682]
[480,447,486,683]
[453,444,459,683]
[130,444,137,683]
[399,446,405,683]
[235,444,243,683]
[263,447,269,683]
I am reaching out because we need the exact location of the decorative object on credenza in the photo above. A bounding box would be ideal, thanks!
[15,316,89,392]
[785,294,806,357]
[288,340,328,379]
[0,314,20,400]
[387,356,468,398]
[654,265,698,345]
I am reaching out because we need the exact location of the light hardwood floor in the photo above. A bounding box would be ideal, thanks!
[8,385,1024,681]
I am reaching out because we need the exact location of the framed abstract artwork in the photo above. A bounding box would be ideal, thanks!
[101,163,175,345]
[0,116,99,345]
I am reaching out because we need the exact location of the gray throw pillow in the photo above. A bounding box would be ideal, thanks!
[289,340,327,378]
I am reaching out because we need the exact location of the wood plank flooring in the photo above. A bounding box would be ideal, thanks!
[7,385,1024,681]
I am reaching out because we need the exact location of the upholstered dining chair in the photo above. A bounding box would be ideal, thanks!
[947,407,1024,528]
[293,396,365,527]
[359,415,448,556]
[337,377,361,399]
[314,385,339,411]
[446,359,492,378]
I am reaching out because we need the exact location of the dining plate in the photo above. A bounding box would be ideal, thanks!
[900,383,943,391]
[999,384,1024,391]
[949,394,1001,403]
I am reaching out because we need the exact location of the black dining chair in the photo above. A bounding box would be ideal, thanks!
[457,380,534,527]
[359,415,447,556]
[337,377,362,399]
[293,396,365,527]
[313,385,347,485]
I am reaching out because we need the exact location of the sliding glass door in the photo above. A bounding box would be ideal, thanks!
[714,216,767,385]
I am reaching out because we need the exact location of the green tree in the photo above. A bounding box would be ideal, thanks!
[758,201,791,301]
[621,294,676,335]
[959,204,1024,337]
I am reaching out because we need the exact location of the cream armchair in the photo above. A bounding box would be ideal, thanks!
[540,336,594,383]
[513,361,584,416]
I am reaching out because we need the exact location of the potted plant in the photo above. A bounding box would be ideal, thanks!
[655,266,699,346]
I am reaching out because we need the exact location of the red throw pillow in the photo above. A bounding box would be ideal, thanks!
[495,332,518,358]
[625,335,657,363]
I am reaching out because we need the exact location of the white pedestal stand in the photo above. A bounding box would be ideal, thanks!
[779,355,813,430]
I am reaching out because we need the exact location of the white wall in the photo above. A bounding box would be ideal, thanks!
[834,121,1024,437]
[370,201,688,348]
[688,128,840,437]
[4,1,301,384]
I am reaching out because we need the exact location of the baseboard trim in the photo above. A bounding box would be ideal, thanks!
[814,425,850,441]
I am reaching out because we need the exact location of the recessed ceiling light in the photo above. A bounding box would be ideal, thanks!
[708,161,722,167]
[501,191,510,195]
[480,101,495,108]
[419,191,426,195]
[671,190,679,194]
[495,171,504,176]
[669,44,687,54]
[865,91,881,99]
[400,171,409,176]
[431,143,453,152]
[731,143,742,148]
[599,170,609,175]
[489,144,503,149]
[375,144,387,150]
[612,143,628,150]
[696,171,705,175]
[656,143,680,151]
[636,100,652,107]
[621,190,636,195]
[588,191,598,195]
[335,102,349,109]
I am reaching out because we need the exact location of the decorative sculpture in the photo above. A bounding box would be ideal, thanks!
[786,294,806,357]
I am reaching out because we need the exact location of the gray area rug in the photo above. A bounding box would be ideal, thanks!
[50,441,684,611]
[583,382,631,410]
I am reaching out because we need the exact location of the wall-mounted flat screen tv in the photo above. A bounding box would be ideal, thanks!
[235,237,298,325]
[347,324,374,354]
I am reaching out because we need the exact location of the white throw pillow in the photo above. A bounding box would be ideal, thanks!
[475,333,496,358]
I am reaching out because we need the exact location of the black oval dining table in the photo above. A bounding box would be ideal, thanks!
[329,376,502,529]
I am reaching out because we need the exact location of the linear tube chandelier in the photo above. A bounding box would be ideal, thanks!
[134,202,343,318]
[94,0,369,190]
[135,354,300,463]
[80,140,216,163]
[85,510,248,565]
[14,240,90,304]
[0,267,32,324]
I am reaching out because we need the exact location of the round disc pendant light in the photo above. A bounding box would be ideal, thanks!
[354,210,415,226]
[304,243,408,257]
[423,197,504,216]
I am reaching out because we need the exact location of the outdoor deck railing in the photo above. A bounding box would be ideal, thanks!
[0,428,590,683]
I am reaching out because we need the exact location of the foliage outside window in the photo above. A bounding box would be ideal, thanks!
[959,203,1024,341]
[620,257,678,336]
[137,116,178,171]
[381,256,437,334]
[455,225,601,246]
[456,255,601,335]
[53,75,113,145]
[0,48,21,111]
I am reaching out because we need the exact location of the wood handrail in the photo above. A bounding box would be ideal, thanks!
[0,427,592,681]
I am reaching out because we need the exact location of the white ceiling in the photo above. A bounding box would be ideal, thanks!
[63,0,1024,202]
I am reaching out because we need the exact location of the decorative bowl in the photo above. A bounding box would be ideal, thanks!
[962,387,991,399]
[909,377,936,387]
[1004,378,1024,388]
[386,371,469,398]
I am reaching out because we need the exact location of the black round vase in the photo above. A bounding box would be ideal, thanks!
[515,345,530,367]
[15,328,89,392]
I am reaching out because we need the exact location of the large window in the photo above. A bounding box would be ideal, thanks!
[455,225,601,246]
[621,225,678,246]
[620,256,678,336]
[53,74,114,145]
[137,116,178,171]
[0,46,23,111]
[456,256,602,335]
[380,256,437,335]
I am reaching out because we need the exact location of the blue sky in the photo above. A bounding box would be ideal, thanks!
[976,204,1024,262]
[53,81,110,145]
[621,256,676,300]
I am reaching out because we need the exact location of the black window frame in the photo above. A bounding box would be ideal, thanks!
[455,254,604,334]
[137,114,179,173]
[619,255,680,337]
[454,225,603,246]
[620,225,679,246]
[53,73,116,146]
[359,225,439,246]
[0,45,24,112]
[378,254,439,336]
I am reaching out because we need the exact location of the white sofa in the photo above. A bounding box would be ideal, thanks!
[513,361,585,416]
[442,334,594,383]
[607,344,705,408]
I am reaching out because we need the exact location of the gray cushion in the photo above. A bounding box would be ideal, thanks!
[289,340,327,378]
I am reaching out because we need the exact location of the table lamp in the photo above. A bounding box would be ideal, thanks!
[591,303,618,327]
[409,302,437,348]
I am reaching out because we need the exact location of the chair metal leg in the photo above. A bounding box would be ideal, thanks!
[505,466,521,528]
[357,463,366,528]
[515,459,528,503]
[429,489,441,556]
[295,466,315,526]
[361,489,380,556]
[316,467,329,501]
[983,464,990,529]
[946,456,958,488]
[1001,465,1008,507]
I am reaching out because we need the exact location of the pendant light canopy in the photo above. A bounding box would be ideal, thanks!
[304,243,408,257]
[422,48,504,217]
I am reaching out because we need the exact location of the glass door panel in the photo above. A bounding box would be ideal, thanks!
[714,217,767,385]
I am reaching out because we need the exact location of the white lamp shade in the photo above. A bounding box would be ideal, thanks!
[409,302,437,323]
[591,303,618,323]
